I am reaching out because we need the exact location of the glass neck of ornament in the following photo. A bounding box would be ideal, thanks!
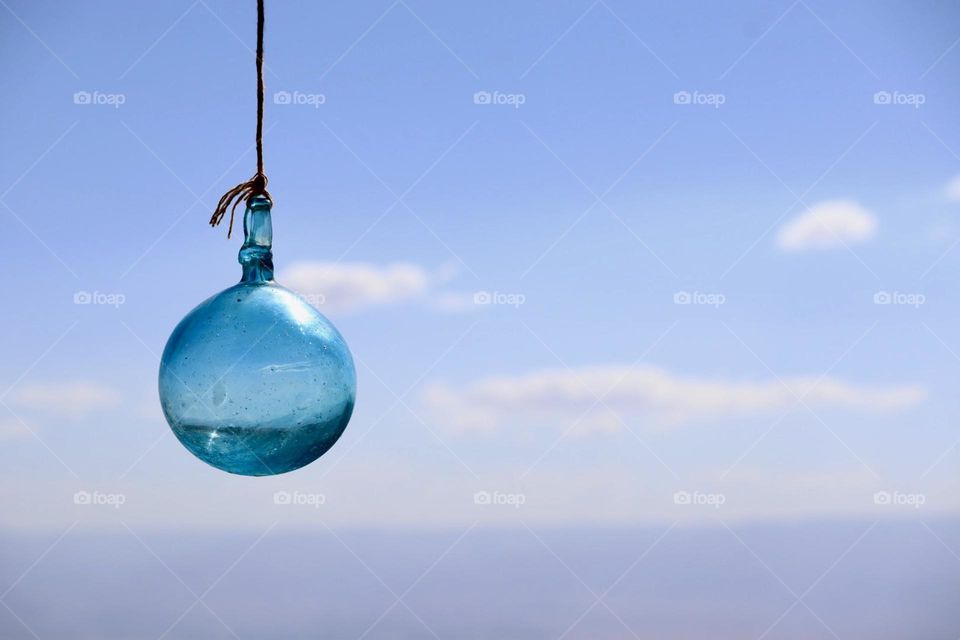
[239,195,274,283]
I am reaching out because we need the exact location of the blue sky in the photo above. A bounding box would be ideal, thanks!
[1,0,959,535]
[4,2,960,638]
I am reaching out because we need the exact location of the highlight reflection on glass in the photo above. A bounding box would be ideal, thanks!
[158,195,356,476]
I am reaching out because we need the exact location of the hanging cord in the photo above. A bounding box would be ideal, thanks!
[210,0,270,238]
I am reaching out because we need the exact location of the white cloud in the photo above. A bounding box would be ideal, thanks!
[279,261,468,313]
[427,291,483,313]
[12,382,121,418]
[421,365,925,435]
[0,422,31,440]
[776,200,877,251]
[945,175,960,202]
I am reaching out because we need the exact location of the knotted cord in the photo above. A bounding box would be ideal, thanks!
[210,0,270,238]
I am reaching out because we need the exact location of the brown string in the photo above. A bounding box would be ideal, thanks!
[210,0,271,239]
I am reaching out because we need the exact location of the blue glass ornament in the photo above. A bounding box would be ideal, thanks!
[158,195,356,476]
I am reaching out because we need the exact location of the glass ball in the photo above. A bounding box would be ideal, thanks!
[158,196,355,476]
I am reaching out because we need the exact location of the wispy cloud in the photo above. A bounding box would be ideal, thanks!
[11,382,122,418]
[422,365,925,435]
[0,421,31,440]
[279,261,465,313]
[776,200,877,251]
[944,175,960,202]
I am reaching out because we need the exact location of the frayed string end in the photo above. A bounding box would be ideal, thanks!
[210,172,270,239]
